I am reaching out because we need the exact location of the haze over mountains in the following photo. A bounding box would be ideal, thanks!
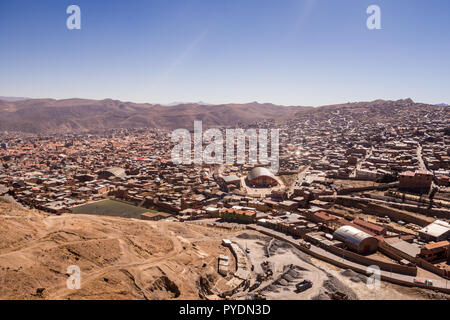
[0,98,306,133]
[0,97,446,134]
[0,96,29,102]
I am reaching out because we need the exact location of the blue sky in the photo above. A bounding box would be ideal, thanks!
[0,0,449,106]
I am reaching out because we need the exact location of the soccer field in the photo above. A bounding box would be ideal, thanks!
[71,199,154,219]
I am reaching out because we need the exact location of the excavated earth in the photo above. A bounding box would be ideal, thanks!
[0,199,237,300]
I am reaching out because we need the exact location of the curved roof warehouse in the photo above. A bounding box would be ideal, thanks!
[246,167,278,188]
[333,225,378,254]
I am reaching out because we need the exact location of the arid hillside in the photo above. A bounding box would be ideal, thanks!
[1,97,446,134]
[0,98,306,133]
[0,199,239,300]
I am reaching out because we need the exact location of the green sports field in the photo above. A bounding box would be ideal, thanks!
[71,199,155,219]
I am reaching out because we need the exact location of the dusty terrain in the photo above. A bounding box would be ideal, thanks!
[230,231,449,300]
[232,233,331,300]
[311,258,450,300]
[0,199,239,300]
[1,199,447,300]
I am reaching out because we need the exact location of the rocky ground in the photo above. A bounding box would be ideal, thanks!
[311,258,450,300]
[232,231,449,300]
[0,199,239,300]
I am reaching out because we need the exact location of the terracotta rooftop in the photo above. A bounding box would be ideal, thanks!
[353,218,386,233]
[424,241,450,250]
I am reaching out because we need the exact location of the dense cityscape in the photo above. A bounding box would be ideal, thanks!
[1,0,449,306]
[1,99,449,300]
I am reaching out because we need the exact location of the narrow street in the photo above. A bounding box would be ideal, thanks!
[417,144,427,171]
[287,165,310,198]
[350,146,373,178]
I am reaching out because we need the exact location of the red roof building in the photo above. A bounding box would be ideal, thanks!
[353,218,386,236]
[311,211,339,224]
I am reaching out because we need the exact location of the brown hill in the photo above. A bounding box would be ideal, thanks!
[0,199,240,300]
[1,97,445,134]
[0,98,307,133]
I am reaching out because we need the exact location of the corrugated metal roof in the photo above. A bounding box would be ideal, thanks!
[333,225,374,247]
[247,167,275,181]
[390,239,421,257]
[419,220,450,238]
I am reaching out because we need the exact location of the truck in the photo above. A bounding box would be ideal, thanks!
[299,240,311,249]
[295,280,313,293]
[413,278,425,285]
[414,278,433,286]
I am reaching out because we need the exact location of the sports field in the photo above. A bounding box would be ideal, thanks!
[71,199,153,219]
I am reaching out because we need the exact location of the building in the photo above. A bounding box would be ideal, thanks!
[385,237,421,260]
[436,175,450,187]
[399,170,433,192]
[333,225,379,254]
[352,218,386,236]
[419,241,450,262]
[141,211,172,221]
[219,208,256,223]
[246,167,278,188]
[418,220,450,242]
[221,174,241,186]
[310,211,339,224]
[278,200,299,211]
[220,174,241,191]
[97,167,126,180]
[355,169,380,181]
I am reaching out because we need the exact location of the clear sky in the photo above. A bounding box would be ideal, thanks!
[0,0,449,106]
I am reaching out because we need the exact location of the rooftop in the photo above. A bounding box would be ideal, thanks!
[247,167,275,181]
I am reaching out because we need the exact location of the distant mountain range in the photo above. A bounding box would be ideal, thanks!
[0,97,446,134]
[0,98,308,133]
[163,101,212,106]
[435,103,449,107]
[0,96,29,102]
